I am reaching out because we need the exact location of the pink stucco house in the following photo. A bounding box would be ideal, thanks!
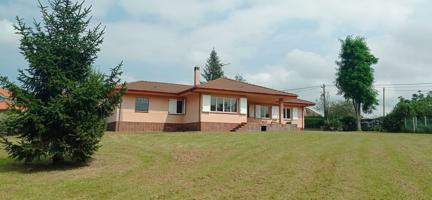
[107,67,315,132]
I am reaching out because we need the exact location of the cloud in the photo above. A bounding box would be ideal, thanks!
[1,0,432,117]
[246,49,335,90]
[0,19,18,44]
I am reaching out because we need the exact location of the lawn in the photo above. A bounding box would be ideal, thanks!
[1,131,432,200]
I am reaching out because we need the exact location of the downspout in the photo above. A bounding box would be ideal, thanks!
[198,92,201,131]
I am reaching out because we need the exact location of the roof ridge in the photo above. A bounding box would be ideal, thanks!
[219,77,297,96]
[129,80,193,87]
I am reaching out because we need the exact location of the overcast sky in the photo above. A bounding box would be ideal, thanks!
[1,0,432,117]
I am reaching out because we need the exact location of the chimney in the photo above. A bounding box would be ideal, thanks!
[194,66,200,86]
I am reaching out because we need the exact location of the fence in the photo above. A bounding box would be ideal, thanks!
[403,116,432,133]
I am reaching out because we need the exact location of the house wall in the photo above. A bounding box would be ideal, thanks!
[120,94,184,123]
[183,93,200,123]
[107,107,118,123]
[106,91,307,132]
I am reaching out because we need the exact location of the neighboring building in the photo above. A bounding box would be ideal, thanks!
[0,88,10,112]
[107,67,315,132]
[305,108,322,117]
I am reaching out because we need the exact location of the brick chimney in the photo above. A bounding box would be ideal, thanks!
[194,66,200,86]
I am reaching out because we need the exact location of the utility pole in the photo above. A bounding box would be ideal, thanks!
[321,84,327,121]
[383,87,386,117]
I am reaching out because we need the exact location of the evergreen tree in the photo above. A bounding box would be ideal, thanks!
[335,36,379,131]
[202,48,226,81]
[0,0,126,164]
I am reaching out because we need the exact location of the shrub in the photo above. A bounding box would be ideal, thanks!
[305,116,325,129]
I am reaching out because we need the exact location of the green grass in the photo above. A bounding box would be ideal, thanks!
[1,131,432,199]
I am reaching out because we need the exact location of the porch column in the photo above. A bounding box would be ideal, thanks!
[279,98,284,124]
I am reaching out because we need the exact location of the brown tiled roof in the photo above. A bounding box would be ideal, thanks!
[196,78,297,97]
[126,81,193,94]
[0,88,10,111]
[285,98,315,106]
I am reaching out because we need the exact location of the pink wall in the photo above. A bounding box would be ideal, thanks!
[118,94,184,123]
[184,93,200,123]
[107,92,306,128]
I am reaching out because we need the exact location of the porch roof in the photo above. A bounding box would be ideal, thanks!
[284,98,315,106]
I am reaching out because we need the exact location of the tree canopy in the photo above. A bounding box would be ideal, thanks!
[335,35,379,131]
[0,0,126,164]
[202,48,226,81]
[383,91,432,132]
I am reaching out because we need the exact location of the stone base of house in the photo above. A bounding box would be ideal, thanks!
[106,121,240,132]
[236,123,299,132]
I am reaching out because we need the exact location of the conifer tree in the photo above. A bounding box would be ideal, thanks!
[0,0,126,164]
[202,48,226,81]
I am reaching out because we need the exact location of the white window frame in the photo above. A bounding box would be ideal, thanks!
[260,106,270,118]
[169,99,185,115]
[210,96,238,113]
[283,107,292,120]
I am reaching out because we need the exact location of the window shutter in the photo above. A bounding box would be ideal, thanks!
[272,106,279,119]
[240,97,247,115]
[255,105,261,118]
[249,104,255,117]
[168,99,177,114]
[293,107,299,120]
[202,95,211,112]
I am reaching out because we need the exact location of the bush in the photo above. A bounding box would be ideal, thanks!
[341,116,357,131]
[305,116,325,129]
[324,117,343,131]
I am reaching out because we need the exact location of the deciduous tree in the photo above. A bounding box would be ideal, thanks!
[335,36,379,131]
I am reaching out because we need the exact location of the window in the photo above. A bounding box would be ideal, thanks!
[260,106,270,118]
[169,99,185,114]
[176,100,184,114]
[135,97,149,112]
[283,108,292,119]
[210,96,238,113]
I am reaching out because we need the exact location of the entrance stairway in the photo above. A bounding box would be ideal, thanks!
[230,122,247,132]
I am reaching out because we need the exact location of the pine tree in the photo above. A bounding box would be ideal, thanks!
[202,48,226,81]
[0,0,126,164]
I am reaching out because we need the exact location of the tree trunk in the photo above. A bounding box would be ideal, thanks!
[356,109,362,131]
[52,154,65,165]
[353,100,362,131]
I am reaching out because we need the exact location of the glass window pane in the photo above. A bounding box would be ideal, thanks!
[261,106,269,118]
[217,97,223,112]
[176,100,183,114]
[232,99,237,112]
[224,98,230,112]
[135,97,149,112]
[210,96,216,111]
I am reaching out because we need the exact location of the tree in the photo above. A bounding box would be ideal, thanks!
[202,48,226,81]
[234,74,246,82]
[335,36,379,131]
[0,0,126,164]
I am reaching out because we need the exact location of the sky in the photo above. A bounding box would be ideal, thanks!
[1,0,432,117]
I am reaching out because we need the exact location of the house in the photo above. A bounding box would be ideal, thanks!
[305,108,322,117]
[107,67,315,132]
[0,88,10,112]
